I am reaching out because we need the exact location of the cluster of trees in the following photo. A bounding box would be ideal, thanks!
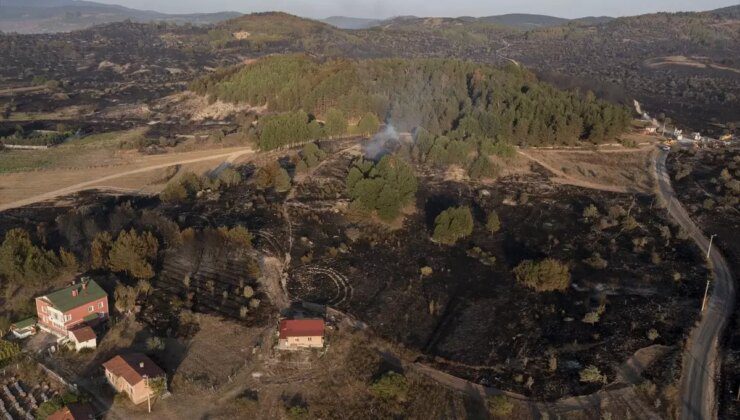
[513,258,571,292]
[256,109,379,150]
[0,127,75,147]
[0,339,20,368]
[255,161,292,192]
[191,55,631,147]
[412,128,515,179]
[432,206,474,245]
[91,229,159,280]
[345,156,418,222]
[0,228,77,286]
[160,169,242,203]
[295,142,327,172]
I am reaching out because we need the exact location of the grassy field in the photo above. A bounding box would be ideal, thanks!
[0,128,146,173]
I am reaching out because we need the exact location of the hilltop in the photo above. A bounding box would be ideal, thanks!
[0,0,240,34]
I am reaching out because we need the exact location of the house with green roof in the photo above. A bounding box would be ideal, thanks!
[10,317,37,339]
[35,278,109,339]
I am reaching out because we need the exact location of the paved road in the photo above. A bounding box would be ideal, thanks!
[0,148,253,212]
[654,150,736,420]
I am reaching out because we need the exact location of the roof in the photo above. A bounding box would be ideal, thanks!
[70,326,96,343]
[11,317,37,330]
[279,319,325,339]
[40,279,107,313]
[102,353,165,387]
[47,403,95,420]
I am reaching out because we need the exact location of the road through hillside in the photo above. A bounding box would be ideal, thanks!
[0,148,253,212]
[654,150,735,420]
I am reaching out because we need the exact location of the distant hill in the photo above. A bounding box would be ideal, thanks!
[477,13,570,29]
[711,4,740,19]
[321,16,381,30]
[572,16,614,25]
[0,0,240,34]
[323,13,615,31]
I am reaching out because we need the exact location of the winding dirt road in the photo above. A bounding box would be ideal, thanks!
[654,150,735,420]
[0,148,253,212]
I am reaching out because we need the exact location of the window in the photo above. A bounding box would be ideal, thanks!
[64,314,71,322]
[99,302,104,309]
[41,306,47,314]
[307,337,312,341]
[88,306,94,312]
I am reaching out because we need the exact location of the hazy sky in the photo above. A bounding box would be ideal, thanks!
[95,0,739,19]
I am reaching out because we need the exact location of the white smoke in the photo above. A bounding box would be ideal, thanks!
[364,124,399,160]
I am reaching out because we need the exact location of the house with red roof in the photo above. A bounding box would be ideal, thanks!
[69,326,97,351]
[277,319,325,350]
[35,278,108,339]
[102,353,166,405]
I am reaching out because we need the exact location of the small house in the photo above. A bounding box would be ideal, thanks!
[277,319,325,350]
[36,278,109,339]
[68,326,97,351]
[10,317,37,339]
[47,403,95,420]
[102,353,166,405]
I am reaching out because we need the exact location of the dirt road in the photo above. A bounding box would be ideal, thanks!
[0,148,253,212]
[654,150,735,420]
[517,149,631,193]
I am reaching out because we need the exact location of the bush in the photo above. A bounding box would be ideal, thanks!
[579,365,606,383]
[582,311,600,324]
[370,371,409,403]
[486,395,514,417]
[255,161,291,192]
[0,339,20,367]
[513,258,570,292]
[286,406,309,419]
[160,181,188,203]
[356,112,380,136]
[146,336,166,352]
[647,328,660,341]
[583,204,600,220]
[298,142,327,168]
[433,206,474,245]
[486,211,501,233]
[217,225,253,248]
[583,252,608,269]
[468,155,499,180]
[218,167,243,187]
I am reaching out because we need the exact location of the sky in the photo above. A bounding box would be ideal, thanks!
[94,0,739,19]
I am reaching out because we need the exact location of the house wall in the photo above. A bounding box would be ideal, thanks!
[104,370,160,405]
[279,335,323,349]
[36,296,109,337]
[72,337,96,351]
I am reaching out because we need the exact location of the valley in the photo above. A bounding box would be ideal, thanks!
[0,5,737,420]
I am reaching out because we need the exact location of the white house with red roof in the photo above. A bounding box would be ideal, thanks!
[277,319,325,350]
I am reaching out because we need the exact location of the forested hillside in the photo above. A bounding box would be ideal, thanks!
[190,55,631,149]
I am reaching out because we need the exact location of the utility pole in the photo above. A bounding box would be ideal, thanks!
[144,375,151,413]
[706,234,717,260]
[701,278,711,312]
